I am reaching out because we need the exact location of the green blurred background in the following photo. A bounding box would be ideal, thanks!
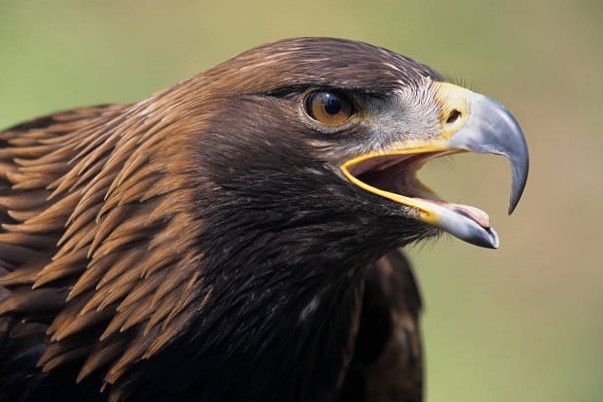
[1,1,601,400]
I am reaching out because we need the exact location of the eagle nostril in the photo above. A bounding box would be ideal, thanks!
[446,109,462,124]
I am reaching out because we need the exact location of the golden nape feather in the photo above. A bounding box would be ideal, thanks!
[0,102,206,390]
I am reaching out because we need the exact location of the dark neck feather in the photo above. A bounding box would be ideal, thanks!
[135,128,426,401]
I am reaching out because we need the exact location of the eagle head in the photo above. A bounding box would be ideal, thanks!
[0,38,528,402]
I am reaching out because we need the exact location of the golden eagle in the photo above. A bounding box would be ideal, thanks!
[0,38,528,402]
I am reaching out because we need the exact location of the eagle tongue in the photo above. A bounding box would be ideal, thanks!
[415,198,491,229]
[447,203,491,229]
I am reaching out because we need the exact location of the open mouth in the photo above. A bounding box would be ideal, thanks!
[341,150,498,247]
[347,152,446,202]
[336,82,528,249]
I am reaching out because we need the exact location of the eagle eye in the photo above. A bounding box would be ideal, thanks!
[304,90,354,126]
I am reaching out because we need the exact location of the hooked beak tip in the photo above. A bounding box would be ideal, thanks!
[447,90,529,215]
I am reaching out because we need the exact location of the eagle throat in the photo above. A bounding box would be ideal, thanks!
[135,127,430,401]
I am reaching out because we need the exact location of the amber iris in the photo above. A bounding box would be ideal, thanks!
[304,90,354,125]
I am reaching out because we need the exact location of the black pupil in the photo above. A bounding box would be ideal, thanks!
[323,93,342,115]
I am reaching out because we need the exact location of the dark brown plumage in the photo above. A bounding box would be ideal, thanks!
[0,38,528,402]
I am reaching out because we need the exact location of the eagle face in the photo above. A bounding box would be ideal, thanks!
[0,38,528,402]
[192,38,528,249]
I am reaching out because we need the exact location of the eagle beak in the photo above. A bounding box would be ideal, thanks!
[341,82,529,249]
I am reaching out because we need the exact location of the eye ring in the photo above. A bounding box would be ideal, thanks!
[303,90,355,126]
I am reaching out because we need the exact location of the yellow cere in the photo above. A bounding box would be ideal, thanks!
[431,82,471,140]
